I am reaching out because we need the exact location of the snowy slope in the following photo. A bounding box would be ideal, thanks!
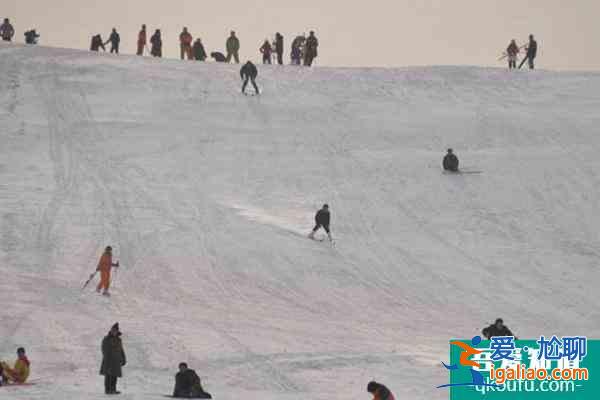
[1,43,600,400]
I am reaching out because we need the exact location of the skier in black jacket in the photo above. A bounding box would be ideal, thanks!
[482,318,517,339]
[519,34,538,69]
[240,61,259,95]
[443,149,459,172]
[309,204,332,241]
[105,28,120,54]
[24,29,40,45]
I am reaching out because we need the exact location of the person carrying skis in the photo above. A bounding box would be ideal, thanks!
[520,34,538,69]
[482,318,517,339]
[24,29,40,45]
[275,32,284,65]
[180,27,193,60]
[105,28,120,54]
[260,39,273,64]
[506,39,519,69]
[90,34,106,51]
[137,24,147,56]
[240,61,259,94]
[304,31,319,66]
[96,246,119,296]
[193,38,207,61]
[226,31,240,63]
[443,148,459,172]
[0,348,30,384]
[367,381,395,400]
[309,204,332,241]
[100,323,126,395]
[173,362,212,398]
[0,18,15,42]
[150,29,163,57]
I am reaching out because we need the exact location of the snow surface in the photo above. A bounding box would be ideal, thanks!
[1,43,600,400]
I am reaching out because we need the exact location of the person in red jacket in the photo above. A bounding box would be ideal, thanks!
[180,28,193,60]
[96,246,119,296]
[260,39,273,64]
[137,25,147,56]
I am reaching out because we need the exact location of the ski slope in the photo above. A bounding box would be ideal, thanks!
[1,43,600,400]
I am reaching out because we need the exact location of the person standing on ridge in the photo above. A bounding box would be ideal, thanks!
[443,148,459,172]
[260,39,273,64]
[105,28,120,54]
[100,323,126,395]
[193,38,207,61]
[240,61,259,95]
[150,29,162,57]
[367,381,395,400]
[137,24,147,55]
[520,34,538,69]
[506,39,519,69]
[275,32,284,65]
[0,347,31,384]
[309,204,332,241]
[226,31,240,63]
[24,29,40,45]
[304,31,319,66]
[90,34,106,51]
[96,246,119,296]
[291,34,305,65]
[0,18,15,42]
[180,27,193,60]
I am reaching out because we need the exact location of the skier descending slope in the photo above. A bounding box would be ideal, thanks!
[96,246,119,296]
[308,204,333,242]
[240,61,260,95]
[443,148,459,172]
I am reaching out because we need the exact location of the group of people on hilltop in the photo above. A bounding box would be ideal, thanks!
[504,34,538,69]
[0,18,40,44]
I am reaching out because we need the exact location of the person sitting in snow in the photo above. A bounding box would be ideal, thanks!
[173,362,212,398]
[0,347,31,384]
[482,318,517,339]
[443,148,459,172]
[367,381,395,400]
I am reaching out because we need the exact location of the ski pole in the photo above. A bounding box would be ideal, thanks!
[82,271,97,290]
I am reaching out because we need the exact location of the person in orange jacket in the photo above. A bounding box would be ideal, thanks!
[137,24,147,56]
[0,347,31,384]
[97,246,119,296]
[367,381,395,400]
[180,27,193,60]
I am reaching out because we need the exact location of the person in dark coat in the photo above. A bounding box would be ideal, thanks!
[105,28,120,54]
[367,381,396,400]
[193,39,207,61]
[275,32,284,65]
[482,318,516,339]
[443,148,459,172]
[309,204,332,241]
[150,29,163,57]
[173,362,212,399]
[304,31,319,66]
[0,18,15,42]
[90,34,106,52]
[506,39,519,69]
[100,323,126,395]
[519,34,538,69]
[291,34,305,65]
[240,61,259,94]
[24,29,40,45]
[211,52,227,62]
[260,39,273,64]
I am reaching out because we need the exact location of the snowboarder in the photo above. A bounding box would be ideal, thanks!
[173,362,212,398]
[482,318,517,339]
[308,204,332,241]
[90,34,106,52]
[240,61,259,95]
[137,24,147,56]
[193,38,207,61]
[260,39,273,64]
[506,39,519,69]
[367,381,395,400]
[211,51,227,62]
[100,323,126,395]
[226,31,240,63]
[96,246,119,296]
[105,28,120,54]
[0,18,15,42]
[0,348,30,384]
[275,32,284,65]
[150,29,163,57]
[519,34,538,69]
[180,27,193,60]
[443,148,459,172]
[24,29,40,45]
[304,31,319,66]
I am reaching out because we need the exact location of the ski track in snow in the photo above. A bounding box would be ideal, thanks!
[1,43,600,400]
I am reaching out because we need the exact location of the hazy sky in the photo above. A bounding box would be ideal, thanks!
[3,1,599,70]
